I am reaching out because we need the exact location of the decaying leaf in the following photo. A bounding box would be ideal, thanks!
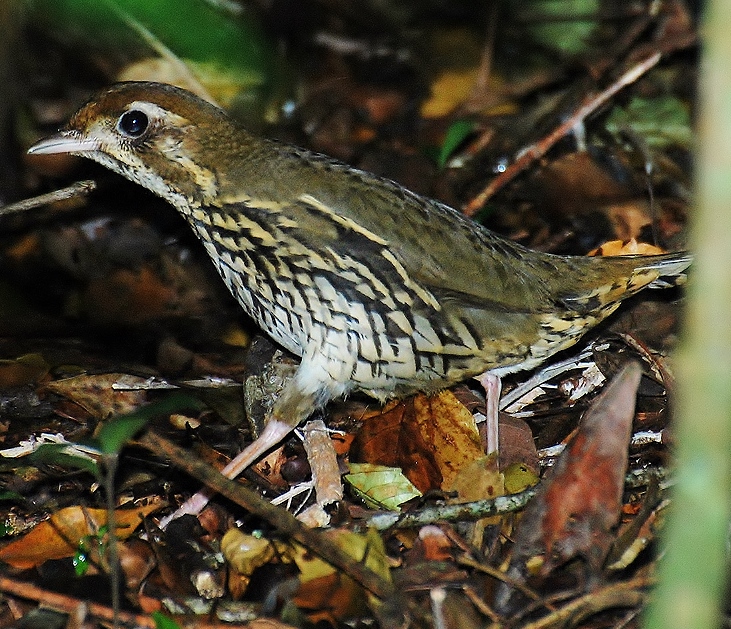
[44,373,149,419]
[0,353,49,389]
[291,527,391,623]
[222,528,276,576]
[494,362,642,613]
[351,391,485,493]
[345,463,422,511]
[448,453,503,503]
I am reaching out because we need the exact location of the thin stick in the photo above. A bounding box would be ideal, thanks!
[0,180,96,217]
[102,0,216,105]
[0,576,156,628]
[138,430,395,600]
[462,52,661,216]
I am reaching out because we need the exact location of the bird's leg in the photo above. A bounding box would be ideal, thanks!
[158,377,321,530]
[474,372,501,455]
[157,417,295,529]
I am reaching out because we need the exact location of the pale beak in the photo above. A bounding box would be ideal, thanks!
[27,131,101,156]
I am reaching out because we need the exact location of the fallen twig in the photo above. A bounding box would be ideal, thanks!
[519,576,650,629]
[462,53,661,215]
[138,430,395,601]
[0,180,96,217]
[0,576,156,628]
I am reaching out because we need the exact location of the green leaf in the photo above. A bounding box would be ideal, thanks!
[438,119,475,168]
[0,491,25,503]
[605,95,693,149]
[521,0,600,56]
[152,611,183,629]
[345,463,422,511]
[97,392,200,455]
[72,548,90,576]
[30,444,100,476]
[31,0,275,110]
[35,0,268,68]
[97,415,150,457]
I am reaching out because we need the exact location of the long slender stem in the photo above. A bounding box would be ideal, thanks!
[104,455,121,629]
[644,2,731,627]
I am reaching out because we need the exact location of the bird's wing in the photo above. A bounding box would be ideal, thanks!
[225,142,689,316]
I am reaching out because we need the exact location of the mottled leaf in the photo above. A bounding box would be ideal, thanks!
[345,463,422,511]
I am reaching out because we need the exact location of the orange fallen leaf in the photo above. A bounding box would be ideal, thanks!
[588,238,666,257]
[351,391,485,493]
[0,502,163,569]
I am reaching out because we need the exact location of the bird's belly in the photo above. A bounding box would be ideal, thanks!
[231,275,452,395]
[206,239,622,400]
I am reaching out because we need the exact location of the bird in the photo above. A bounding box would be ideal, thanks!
[28,82,690,523]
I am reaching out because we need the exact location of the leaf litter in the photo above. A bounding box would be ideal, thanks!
[0,1,694,626]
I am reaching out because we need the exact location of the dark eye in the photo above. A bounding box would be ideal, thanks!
[117,110,149,138]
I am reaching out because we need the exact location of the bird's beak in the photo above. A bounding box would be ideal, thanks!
[27,131,101,156]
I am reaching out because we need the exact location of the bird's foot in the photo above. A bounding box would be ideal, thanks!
[158,418,295,530]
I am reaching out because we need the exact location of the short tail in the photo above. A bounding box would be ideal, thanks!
[640,251,692,288]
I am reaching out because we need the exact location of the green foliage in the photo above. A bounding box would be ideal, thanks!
[97,392,201,455]
[30,444,100,476]
[438,119,476,168]
[152,611,183,629]
[0,491,25,503]
[30,0,272,90]
[519,0,600,56]
[73,525,109,577]
[605,95,693,149]
[35,0,266,67]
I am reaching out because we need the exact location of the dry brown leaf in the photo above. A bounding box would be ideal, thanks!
[351,391,485,493]
[0,353,49,389]
[535,152,636,219]
[494,362,642,613]
[45,373,149,419]
[83,265,178,325]
[496,414,539,475]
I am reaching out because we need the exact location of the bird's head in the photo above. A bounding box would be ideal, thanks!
[28,82,250,210]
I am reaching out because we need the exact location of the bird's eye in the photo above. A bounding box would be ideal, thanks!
[117,110,150,138]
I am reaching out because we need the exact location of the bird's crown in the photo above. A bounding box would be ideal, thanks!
[30,82,251,209]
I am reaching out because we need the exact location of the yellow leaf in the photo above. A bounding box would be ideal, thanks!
[421,68,478,118]
[414,390,485,490]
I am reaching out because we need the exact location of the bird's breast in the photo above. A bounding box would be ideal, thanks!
[182,202,510,394]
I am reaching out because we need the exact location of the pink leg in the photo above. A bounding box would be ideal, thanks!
[475,372,501,455]
[158,418,295,530]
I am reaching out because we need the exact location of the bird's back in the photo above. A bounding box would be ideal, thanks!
[188,135,689,395]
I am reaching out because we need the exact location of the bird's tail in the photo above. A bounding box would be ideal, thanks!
[638,251,692,289]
